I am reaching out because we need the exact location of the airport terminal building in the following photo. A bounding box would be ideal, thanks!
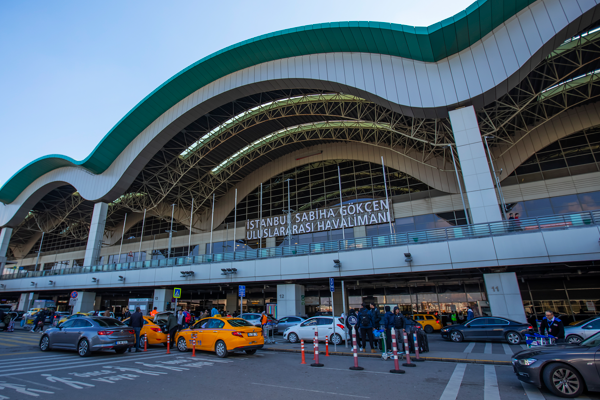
[1,0,600,322]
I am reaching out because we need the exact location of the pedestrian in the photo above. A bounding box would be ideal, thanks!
[527,313,538,332]
[211,306,219,317]
[538,310,565,341]
[382,306,394,356]
[150,307,158,317]
[129,306,144,352]
[358,303,375,353]
[166,312,178,346]
[0,309,6,330]
[260,311,268,337]
[176,310,184,328]
[451,312,457,325]
[508,213,515,232]
[103,310,111,317]
[370,303,381,349]
[466,307,474,321]
[183,309,192,328]
[31,308,46,333]
[123,308,132,320]
[514,213,522,231]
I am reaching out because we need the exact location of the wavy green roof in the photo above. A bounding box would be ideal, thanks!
[0,0,536,204]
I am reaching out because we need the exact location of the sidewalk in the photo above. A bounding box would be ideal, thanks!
[261,340,513,365]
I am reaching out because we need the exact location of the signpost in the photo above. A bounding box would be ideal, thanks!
[173,288,181,311]
[69,291,78,307]
[239,285,245,315]
[329,278,336,351]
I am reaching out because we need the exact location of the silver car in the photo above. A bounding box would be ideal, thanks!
[39,316,135,357]
[564,316,600,344]
[275,316,305,334]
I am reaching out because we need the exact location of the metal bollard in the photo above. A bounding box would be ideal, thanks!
[166,333,171,354]
[349,328,364,371]
[144,334,147,352]
[413,331,424,362]
[402,329,415,367]
[300,339,306,364]
[310,328,324,367]
[325,335,329,356]
[389,329,405,374]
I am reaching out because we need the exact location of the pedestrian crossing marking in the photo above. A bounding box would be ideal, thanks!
[439,363,466,400]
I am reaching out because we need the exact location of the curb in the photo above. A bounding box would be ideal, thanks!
[261,347,511,365]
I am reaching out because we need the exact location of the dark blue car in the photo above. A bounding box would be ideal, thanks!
[440,316,532,344]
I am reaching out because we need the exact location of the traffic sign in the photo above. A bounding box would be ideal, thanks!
[329,277,335,292]
[347,315,358,327]
[173,288,182,299]
[239,285,246,298]
[70,291,78,299]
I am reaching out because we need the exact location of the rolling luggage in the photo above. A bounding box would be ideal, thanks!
[417,329,429,352]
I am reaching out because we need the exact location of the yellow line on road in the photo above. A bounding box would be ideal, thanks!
[0,337,39,345]
[0,342,19,347]
[0,351,40,356]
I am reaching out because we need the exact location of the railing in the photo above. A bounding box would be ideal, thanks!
[2,210,599,281]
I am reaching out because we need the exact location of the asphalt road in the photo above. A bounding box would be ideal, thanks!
[0,330,599,400]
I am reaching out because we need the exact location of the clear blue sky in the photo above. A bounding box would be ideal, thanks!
[0,0,473,187]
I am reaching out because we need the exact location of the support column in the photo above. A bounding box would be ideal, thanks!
[226,292,237,314]
[276,284,305,318]
[483,272,526,323]
[84,202,108,266]
[94,295,102,311]
[18,292,38,311]
[72,292,96,314]
[449,106,502,224]
[0,227,12,275]
[153,289,174,312]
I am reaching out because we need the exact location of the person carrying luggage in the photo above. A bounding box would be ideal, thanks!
[382,306,394,357]
[358,304,375,353]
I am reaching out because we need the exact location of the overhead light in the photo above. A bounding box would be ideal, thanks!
[118,276,126,282]
[48,280,55,286]
[30,282,36,287]
[92,277,99,283]
[333,259,341,268]
[180,271,194,278]
[404,253,413,262]
[221,268,237,276]
[0,284,5,289]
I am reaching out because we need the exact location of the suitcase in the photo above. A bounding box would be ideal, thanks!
[417,329,429,352]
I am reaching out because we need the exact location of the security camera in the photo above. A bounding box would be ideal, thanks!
[48,280,54,286]
[404,253,413,262]
[30,282,36,287]
[0,284,5,289]
[92,277,98,283]
[118,276,125,282]
[333,259,341,268]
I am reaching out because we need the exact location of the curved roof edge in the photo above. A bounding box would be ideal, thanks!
[0,0,543,204]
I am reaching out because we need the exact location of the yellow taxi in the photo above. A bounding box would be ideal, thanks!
[122,316,168,347]
[174,316,263,358]
[58,312,89,325]
[413,314,443,333]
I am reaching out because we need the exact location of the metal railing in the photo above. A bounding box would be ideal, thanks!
[2,210,598,281]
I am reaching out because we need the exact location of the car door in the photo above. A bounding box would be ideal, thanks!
[285,317,302,331]
[317,317,334,340]
[193,318,210,350]
[297,318,318,340]
[202,319,225,351]
[63,319,87,349]
[581,318,600,339]
[52,319,75,347]
[463,318,491,340]
[487,318,509,339]
[277,317,290,331]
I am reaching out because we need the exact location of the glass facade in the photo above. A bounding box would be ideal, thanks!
[505,190,600,217]
[125,216,189,239]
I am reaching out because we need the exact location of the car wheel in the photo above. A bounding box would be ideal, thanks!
[177,337,187,352]
[139,335,147,348]
[39,335,50,351]
[424,325,434,334]
[115,348,127,354]
[245,349,257,355]
[450,331,464,342]
[288,332,299,343]
[566,335,583,345]
[331,333,342,345]
[78,339,91,357]
[505,331,521,345]
[215,340,228,358]
[543,363,584,398]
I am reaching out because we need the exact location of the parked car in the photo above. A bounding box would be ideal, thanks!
[441,316,532,344]
[39,316,135,357]
[512,331,600,398]
[283,316,346,345]
[240,313,278,333]
[123,316,168,347]
[413,314,443,333]
[564,316,600,344]
[275,316,305,334]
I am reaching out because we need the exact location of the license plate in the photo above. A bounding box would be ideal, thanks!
[248,332,257,337]
[116,341,128,345]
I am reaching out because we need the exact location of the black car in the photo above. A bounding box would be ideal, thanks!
[512,332,600,398]
[440,316,532,344]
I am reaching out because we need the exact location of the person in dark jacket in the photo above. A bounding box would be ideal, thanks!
[122,309,132,320]
[382,306,394,355]
[527,313,538,332]
[166,312,179,346]
[345,308,360,342]
[358,304,375,353]
[538,310,565,340]
[129,307,144,352]
[370,303,381,349]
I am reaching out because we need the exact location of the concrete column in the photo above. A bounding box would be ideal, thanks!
[449,106,502,224]
[266,237,276,248]
[94,296,102,311]
[226,292,238,314]
[0,227,12,275]
[72,292,96,314]
[276,284,305,319]
[153,288,174,312]
[483,272,526,323]
[353,226,366,238]
[84,202,108,266]
[18,292,38,311]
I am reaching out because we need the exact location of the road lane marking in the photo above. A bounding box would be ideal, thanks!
[484,343,492,354]
[7,376,64,391]
[520,381,545,400]
[463,343,476,353]
[439,363,467,400]
[0,352,40,357]
[252,383,369,398]
[484,365,500,400]
[502,344,513,355]
[0,342,18,347]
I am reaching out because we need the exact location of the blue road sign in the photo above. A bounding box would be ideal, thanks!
[173,288,182,299]
[329,277,335,292]
[239,285,246,297]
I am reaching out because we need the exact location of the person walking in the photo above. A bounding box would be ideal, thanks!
[150,307,158,317]
[393,307,406,351]
[466,307,474,321]
[31,308,47,333]
[358,303,375,353]
[176,310,184,329]
[527,313,538,332]
[123,308,132,320]
[128,307,144,352]
[451,312,458,325]
[211,306,219,317]
[370,303,381,349]
[539,310,565,341]
[166,312,178,347]
[382,306,394,357]
[260,311,268,337]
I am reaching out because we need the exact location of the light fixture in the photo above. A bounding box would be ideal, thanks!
[0,284,5,289]
[48,280,55,286]
[30,282,36,287]
[118,276,126,282]
[404,253,413,262]
[92,277,99,283]
[180,271,195,278]
[333,259,341,269]
[221,268,238,276]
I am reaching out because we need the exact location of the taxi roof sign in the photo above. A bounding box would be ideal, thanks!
[173,288,182,299]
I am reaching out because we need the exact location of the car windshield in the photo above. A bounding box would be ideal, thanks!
[579,331,600,347]
[228,319,254,327]
[570,317,597,327]
[94,318,126,327]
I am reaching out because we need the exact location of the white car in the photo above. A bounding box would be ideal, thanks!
[283,316,346,345]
